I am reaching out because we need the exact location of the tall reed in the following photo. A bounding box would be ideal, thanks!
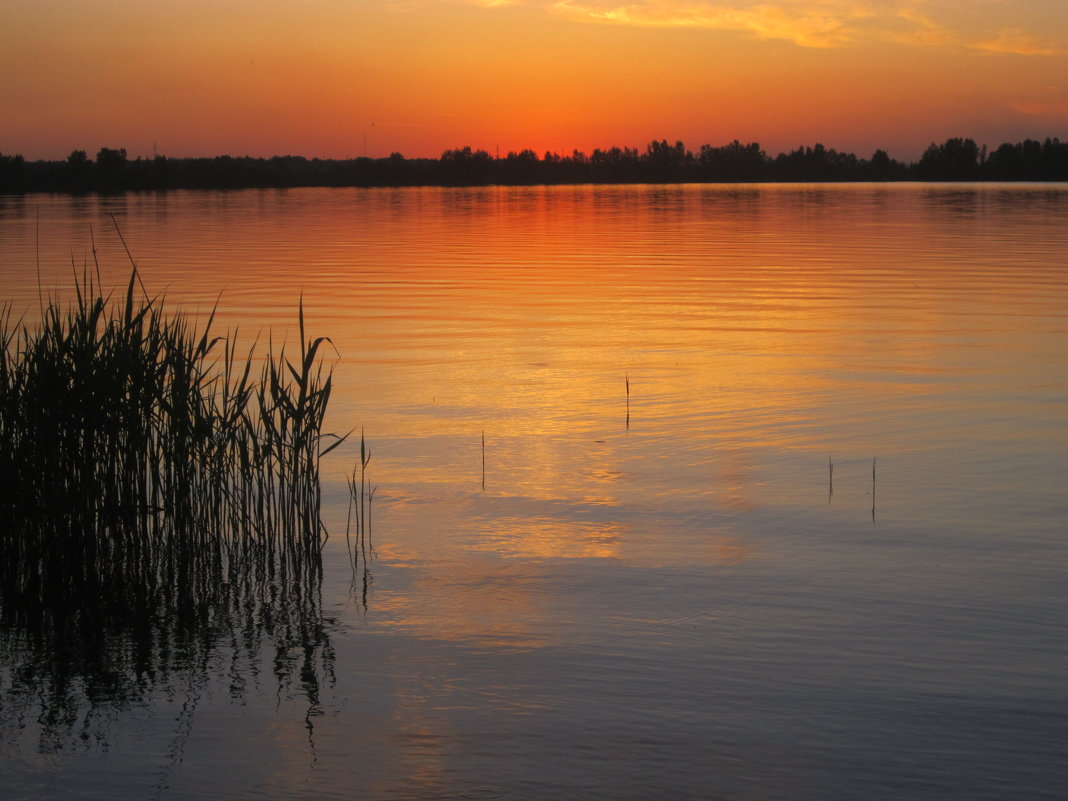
[0,265,344,569]
[0,264,344,748]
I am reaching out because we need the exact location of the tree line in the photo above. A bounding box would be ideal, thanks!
[2,137,1067,192]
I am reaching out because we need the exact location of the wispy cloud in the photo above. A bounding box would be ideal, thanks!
[970,27,1062,56]
[546,0,866,47]
[1011,99,1068,118]
[456,0,1068,54]
[533,0,968,48]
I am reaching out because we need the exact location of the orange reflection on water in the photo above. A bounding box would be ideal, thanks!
[370,555,562,652]
[478,518,623,560]
[7,185,1068,575]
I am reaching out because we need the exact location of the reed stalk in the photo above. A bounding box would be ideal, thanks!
[345,428,375,605]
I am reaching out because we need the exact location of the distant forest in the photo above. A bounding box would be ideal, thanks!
[2,137,1067,193]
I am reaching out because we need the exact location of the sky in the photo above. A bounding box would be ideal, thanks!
[2,0,1066,162]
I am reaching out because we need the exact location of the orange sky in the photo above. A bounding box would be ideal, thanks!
[2,0,1066,161]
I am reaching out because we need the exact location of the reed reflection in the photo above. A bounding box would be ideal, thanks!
[0,524,333,754]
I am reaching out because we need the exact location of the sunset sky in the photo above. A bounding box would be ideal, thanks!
[3,0,1066,162]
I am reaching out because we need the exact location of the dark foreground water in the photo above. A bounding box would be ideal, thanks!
[1,184,1066,800]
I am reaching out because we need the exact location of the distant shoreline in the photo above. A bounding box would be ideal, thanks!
[3,136,1066,193]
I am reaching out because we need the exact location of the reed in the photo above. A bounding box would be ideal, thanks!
[872,456,877,520]
[0,262,344,748]
[0,265,345,542]
[345,427,375,606]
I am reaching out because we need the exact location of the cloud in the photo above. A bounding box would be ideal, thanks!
[454,0,1068,54]
[1011,99,1068,118]
[545,0,867,47]
[970,27,1062,56]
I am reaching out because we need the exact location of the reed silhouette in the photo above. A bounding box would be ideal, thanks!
[0,258,344,750]
[346,428,376,608]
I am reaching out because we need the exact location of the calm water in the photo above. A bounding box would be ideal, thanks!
[1,184,1066,800]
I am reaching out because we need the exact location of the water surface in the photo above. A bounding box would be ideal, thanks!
[1,184,1066,800]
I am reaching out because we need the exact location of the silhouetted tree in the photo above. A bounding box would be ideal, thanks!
[867,149,892,179]
[918,138,980,180]
[697,141,767,181]
[586,146,640,182]
[982,138,1065,179]
[0,153,27,193]
[501,149,540,183]
[266,155,307,186]
[95,147,128,190]
[60,149,94,190]
[440,146,493,184]
[642,139,691,180]
[149,154,173,188]
[772,143,862,181]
